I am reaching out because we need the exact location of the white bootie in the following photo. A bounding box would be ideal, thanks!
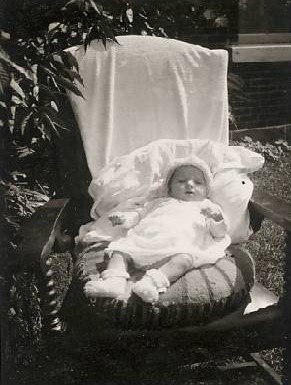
[132,269,170,303]
[84,269,129,298]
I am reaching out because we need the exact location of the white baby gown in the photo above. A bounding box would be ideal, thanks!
[107,197,231,269]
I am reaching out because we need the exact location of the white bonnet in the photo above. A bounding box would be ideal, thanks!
[151,155,214,198]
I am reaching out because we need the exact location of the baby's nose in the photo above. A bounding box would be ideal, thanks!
[186,180,195,188]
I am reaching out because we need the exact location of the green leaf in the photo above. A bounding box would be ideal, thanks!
[20,111,33,136]
[49,75,61,92]
[55,75,84,98]
[40,66,61,92]
[0,60,11,93]
[53,121,69,131]
[42,105,60,120]
[41,105,69,131]
[87,0,101,14]
[40,111,60,137]
[0,47,33,81]
[10,78,26,99]
[103,26,119,43]
[16,146,35,158]
[49,59,83,86]
[84,27,93,51]
[63,68,84,86]
[9,103,16,126]
[50,101,59,112]
[62,0,84,12]
[41,66,83,96]
[37,84,63,101]
[39,124,52,141]
[13,105,28,135]
[62,51,79,71]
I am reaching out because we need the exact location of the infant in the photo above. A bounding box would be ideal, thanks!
[84,159,231,303]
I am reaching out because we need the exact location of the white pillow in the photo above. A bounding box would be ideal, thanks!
[211,170,254,243]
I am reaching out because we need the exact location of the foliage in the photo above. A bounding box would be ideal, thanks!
[98,0,238,38]
[7,270,42,344]
[0,0,118,252]
[0,0,118,146]
[3,269,43,384]
[232,136,291,162]
[1,179,49,253]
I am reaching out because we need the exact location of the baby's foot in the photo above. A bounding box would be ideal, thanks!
[84,269,129,298]
[132,275,159,303]
[132,269,170,303]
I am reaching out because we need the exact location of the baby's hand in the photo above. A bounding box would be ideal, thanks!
[108,211,140,229]
[108,212,126,226]
[201,207,223,222]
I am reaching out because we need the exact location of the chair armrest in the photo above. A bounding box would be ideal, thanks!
[9,198,75,333]
[12,198,72,269]
[249,188,291,232]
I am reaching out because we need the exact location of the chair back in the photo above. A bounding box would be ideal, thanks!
[66,36,229,179]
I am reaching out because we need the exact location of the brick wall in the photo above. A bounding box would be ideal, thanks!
[229,61,291,130]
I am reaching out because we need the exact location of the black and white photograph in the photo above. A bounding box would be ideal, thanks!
[1,1,291,384]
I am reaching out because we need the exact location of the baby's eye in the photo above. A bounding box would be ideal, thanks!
[178,180,185,183]
[195,181,202,185]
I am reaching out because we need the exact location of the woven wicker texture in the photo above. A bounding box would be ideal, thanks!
[74,245,254,329]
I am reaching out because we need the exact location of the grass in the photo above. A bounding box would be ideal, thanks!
[231,139,291,378]
[233,139,291,297]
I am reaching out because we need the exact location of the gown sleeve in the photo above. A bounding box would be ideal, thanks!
[204,201,229,239]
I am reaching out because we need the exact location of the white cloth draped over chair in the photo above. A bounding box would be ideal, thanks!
[66,35,229,178]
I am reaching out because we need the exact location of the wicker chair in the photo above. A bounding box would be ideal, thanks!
[4,36,291,385]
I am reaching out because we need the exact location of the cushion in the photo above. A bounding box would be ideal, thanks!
[74,244,255,330]
[211,170,254,243]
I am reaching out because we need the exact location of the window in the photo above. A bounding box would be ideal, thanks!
[239,0,290,36]
[231,0,291,62]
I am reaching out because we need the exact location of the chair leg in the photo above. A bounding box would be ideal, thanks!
[41,255,63,332]
[216,360,257,371]
[181,354,282,384]
[215,353,282,385]
[40,252,73,333]
[248,353,282,385]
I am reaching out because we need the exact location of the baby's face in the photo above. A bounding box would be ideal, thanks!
[168,166,207,201]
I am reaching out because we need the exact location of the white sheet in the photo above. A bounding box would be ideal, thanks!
[66,36,229,178]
